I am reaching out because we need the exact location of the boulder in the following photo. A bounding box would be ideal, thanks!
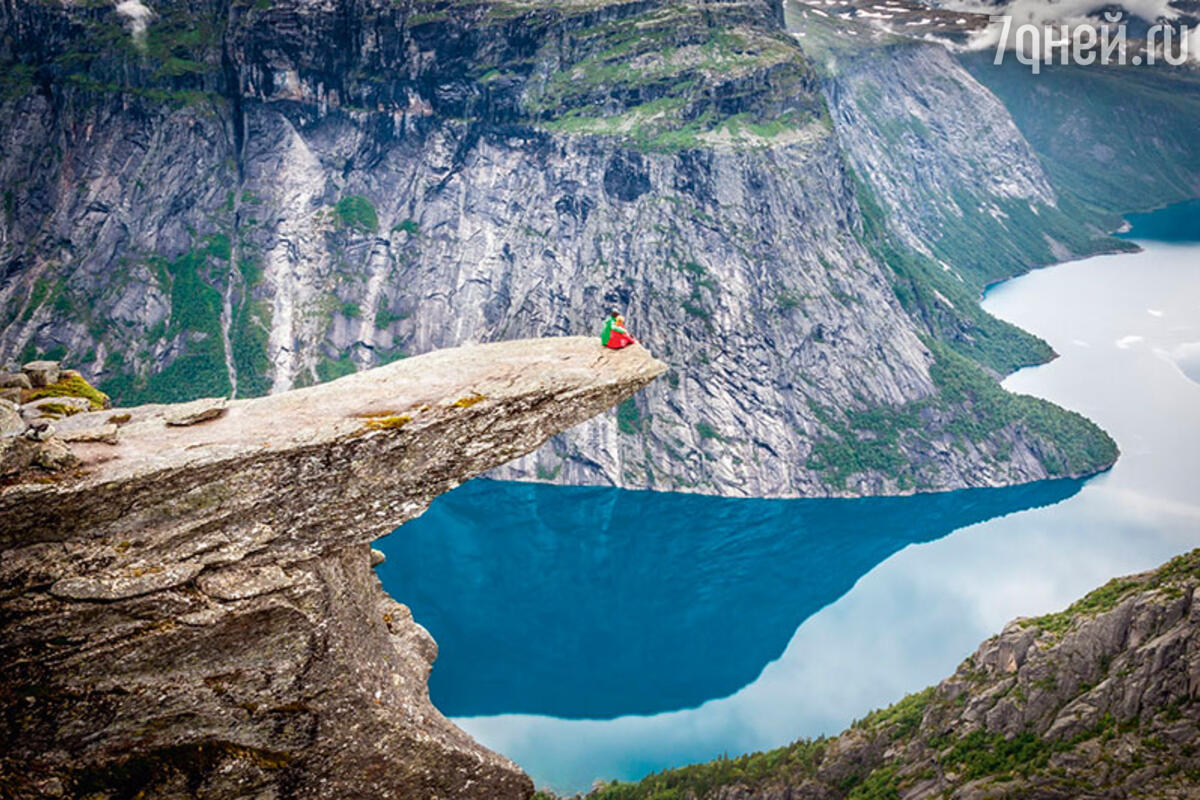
[0,372,32,390]
[21,360,60,388]
[164,396,227,426]
[1,400,24,437]
[370,548,387,567]
[21,396,92,422]
[58,423,120,446]
[0,436,38,476]
[0,388,21,404]
[25,421,55,441]
[32,438,80,472]
[0,434,78,475]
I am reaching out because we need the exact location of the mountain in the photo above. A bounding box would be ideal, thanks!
[5,0,1198,497]
[581,548,1200,800]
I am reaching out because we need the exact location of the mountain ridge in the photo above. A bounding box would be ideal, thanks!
[2,0,1189,497]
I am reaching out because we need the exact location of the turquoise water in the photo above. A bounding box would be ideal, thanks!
[376,478,1082,719]
[375,199,1200,792]
[1119,198,1200,242]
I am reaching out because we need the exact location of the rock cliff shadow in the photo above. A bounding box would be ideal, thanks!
[373,478,1084,719]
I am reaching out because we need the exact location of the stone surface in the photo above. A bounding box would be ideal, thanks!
[57,422,119,445]
[0,435,37,475]
[164,396,228,426]
[20,395,92,421]
[0,372,31,390]
[21,360,59,387]
[0,433,79,477]
[0,399,23,436]
[0,336,664,800]
[29,436,79,471]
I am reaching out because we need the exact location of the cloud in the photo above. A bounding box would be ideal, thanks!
[952,0,1199,62]
[950,0,1180,27]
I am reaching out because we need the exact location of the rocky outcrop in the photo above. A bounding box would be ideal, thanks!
[0,361,114,481]
[0,336,666,800]
[0,0,1129,497]
[588,549,1200,800]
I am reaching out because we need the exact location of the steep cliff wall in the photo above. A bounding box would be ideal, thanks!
[588,548,1200,800]
[963,54,1200,214]
[0,0,1123,496]
[815,29,1120,288]
[0,336,665,800]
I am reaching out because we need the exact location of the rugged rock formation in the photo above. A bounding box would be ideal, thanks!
[0,336,666,800]
[587,549,1200,800]
[0,361,115,479]
[0,0,1139,497]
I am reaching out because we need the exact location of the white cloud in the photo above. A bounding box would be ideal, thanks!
[952,0,1198,60]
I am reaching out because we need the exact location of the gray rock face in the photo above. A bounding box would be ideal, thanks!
[0,0,1128,498]
[0,336,665,800]
[21,360,60,388]
[164,396,228,426]
[822,40,1057,271]
[0,372,32,390]
[19,395,91,422]
[0,398,23,436]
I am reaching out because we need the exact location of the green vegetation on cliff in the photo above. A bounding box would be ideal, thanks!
[805,339,1118,491]
[853,173,1052,374]
[574,738,831,800]
[334,195,380,234]
[965,56,1200,215]
[800,171,1119,491]
[98,243,232,405]
[525,3,824,151]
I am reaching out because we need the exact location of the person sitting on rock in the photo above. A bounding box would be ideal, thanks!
[601,309,637,350]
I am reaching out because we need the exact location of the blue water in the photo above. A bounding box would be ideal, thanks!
[375,199,1200,792]
[376,478,1082,719]
[1118,198,1200,242]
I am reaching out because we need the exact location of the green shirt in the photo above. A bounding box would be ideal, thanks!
[601,317,626,345]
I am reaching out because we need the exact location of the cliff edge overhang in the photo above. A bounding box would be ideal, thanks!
[0,336,666,800]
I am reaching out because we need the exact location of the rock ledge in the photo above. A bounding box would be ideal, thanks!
[0,337,665,800]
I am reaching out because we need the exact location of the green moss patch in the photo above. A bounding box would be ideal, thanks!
[334,195,379,234]
[23,372,110,410]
